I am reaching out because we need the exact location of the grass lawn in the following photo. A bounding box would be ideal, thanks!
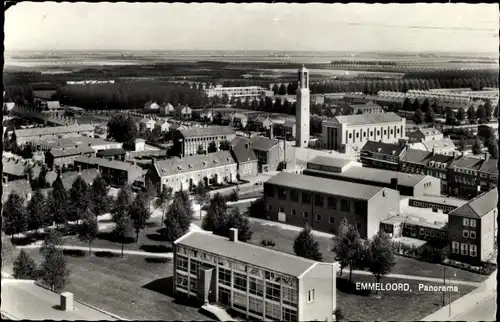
[23,249,211,321]
[336,274,476,321]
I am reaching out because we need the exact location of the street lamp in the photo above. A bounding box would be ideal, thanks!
[449,270,457,317]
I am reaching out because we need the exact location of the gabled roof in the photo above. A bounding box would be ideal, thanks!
[46,101,61,110]
[175,230,317,278]
[327,112,403,126]
[179,127,236,138]
[96,148,126,157]
[479,158,498,175]
[139,118,155,124]
[160,102,174,109]
[416,127,443,137]
[49,146,95,158]
[361,141,406,156]
[60,169,100,190]
[400,149,431,165]
[266,172,385,200]
[449,188,498,218]
[422,138,455,151]
[250,136,280,151]
[154,151,235,177]
[307,156,352,169]
[169,123,187,131]
[155,119,170,126]
[175,105,191,112]
[14,124,94,138]
[450,156,484,170]
[74,156,142,173]
[283,119,296,127]
[2,159,28,177]
[230,138,257,164]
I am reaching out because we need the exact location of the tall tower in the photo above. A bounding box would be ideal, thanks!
[296,65,310,148]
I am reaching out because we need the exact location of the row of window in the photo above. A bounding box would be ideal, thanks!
[273,205,363,229]
[409,200,455,213]
[463,218,477,228]
[347,127,402,140]
[463,230,476,239]
[184,135,228,142]
[451,242,478,257]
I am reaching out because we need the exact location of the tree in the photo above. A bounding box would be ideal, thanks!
[78,210,99,256]
[425,107,436,124]
[68,175,92,225]
[47,174,69,229]
[421,98,430,114]
[112,185,134,223]
[445,106,456,125]
[36,164,49,189]
[456,107,466,123]
[9,131,19,154]
[129,192,152,242]
[207,141,217,153]
[413,108,424,125]
[278,84,287,95]
[13,249,38,280]
[366,230,395,294]
[459,136,466,151]
[27,189,49,239]
[219,139,230,151]
[333,217,349,276]
[40,229,64,257]
[2,232,17,269]
[411,98,421,111]
[293,224,323,261]
[248,197,265,219]
[402,98,412,111]
[194,181,209,219]
[107,114,138,149]
[476,105,486,121]
[202,192,228,232]
[91,174,111,216]
[467,105,477,123]
[114,213,134,257]
[197,144,205,155]
[488,139,499,159]
[163,195,193,241]
[39,247,70,293]
[3,191,27,238]
[226,207,253,242]
[472,138,482,155]
[144,178,157,203]
[484,100,492,120]
[156,187,173,227]
[229,187,239,202]
[343,225,366,283]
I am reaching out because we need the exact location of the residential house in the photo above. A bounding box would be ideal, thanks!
[46,146,96,170]
[232,113,249,129]
[29,136,122,152]
[448,189,497,265]
[322,112,406,154]
[144,101,160,112]
[250,115,274,132]
[349,102,384,114]
[43,101,65,116]
[199,109,215,123]
[155,119,171,133]
[230,137,258,179]
[160,102,175,116]
[173,127,236,157]
[282,119,296,139]
[139,118,156,131]
[360,141,407,171]
[174,105,193,120]
[448,155,489,199]
[250,137,282,172]
[74,156,143,187]
[173,229,338,321]
[264,172,401,238]
[303,156,441,197]
[14,124,95,146]
[96,148,127,161]
[147,151,237,193]
[407,127,444,143]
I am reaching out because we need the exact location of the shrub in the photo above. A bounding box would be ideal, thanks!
[13,250,38,280]
[261,239,276,247]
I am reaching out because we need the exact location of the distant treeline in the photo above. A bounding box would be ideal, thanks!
[330,60,397,66]
[53,81,209,110]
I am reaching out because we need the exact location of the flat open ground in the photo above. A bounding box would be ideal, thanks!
[22,249,211,321]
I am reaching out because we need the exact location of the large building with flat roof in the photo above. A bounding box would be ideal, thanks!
[322,112,406,154]
[173,127,237,157]
[14,124,95,146]
[173,229,338,322]
[263,172,400,238]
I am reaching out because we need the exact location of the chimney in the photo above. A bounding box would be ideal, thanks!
[60,292,74,311]
[390,178,398,190]
[229,228,238,242]
[77,165,82,174]
[270,124,274,139]
[453,151,458,159]
[485,152,489,160]
[432,148,436,155]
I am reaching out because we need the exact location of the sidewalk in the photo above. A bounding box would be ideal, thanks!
[16,244,174,258]
[420,270,497,321]
[248,217,336,239]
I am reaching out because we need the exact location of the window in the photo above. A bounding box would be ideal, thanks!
[290,190,299,202]
[463,230,469,238]
[189,277,197,293]
[460,243,468,255]
[329,217,335,224]
[463,218,469,226]
[302,192,311,204]
[307,289,315,303]
[356,221,362,231]
[452,241,459,254]
[266,186,275,197]
[190,259,201,276]
[291,209,296,216]
[377,130,380,136]
[370,131,374,136]
[327,197,337,209]
[470,231,476,239]
[470,219,476,228]
[283,307,297,322]
[279,206,285,213]
[268,205,272,211]
[384,130,387,135]
[356,132,359,138]
[176,255,188,272]
[303,211,309,219]
[233,291,247,311]
[249,276,264,297]
[265,302,281,320]
[430,230,435,237]
[420,228,425,235]
[265,282,281,303]
[278,188,287,200]
[218,267,231,286]
[282,287,297,306]
[354,201,365,215]
[340,199,351,212]
[314,194,324,207]
[469,244,477,257]
[316,214,322,221]
[233,272,247,292]
[249,296,264,316]
[349,133,352,139]
[363,132,366,137]
[176,274,188,291]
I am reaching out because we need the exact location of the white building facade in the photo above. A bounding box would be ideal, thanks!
[296,66,310,148]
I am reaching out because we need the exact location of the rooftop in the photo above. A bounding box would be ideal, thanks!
[409,195,466,208]
[307,156,352,169]
[449,188,498,218]
[175,231,317,277]
[421,138,456,151]
[74,156,141,172]
[479,158,498,175]
[230,138,257,164]
[326,112,403,126]
[154,151,235,177]
[49,146,95,158]
[1,280,117,321]
[15,124,94,138]
[96,148,126,157]
[250,136,280,151]
[46,101,62,110]
[33,90,57,100]
[450,156,484,170]
[266,172,384,200]
[361,141,406,156]
[179,126,236,138]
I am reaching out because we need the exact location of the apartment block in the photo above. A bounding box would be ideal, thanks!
[173,127,237,157]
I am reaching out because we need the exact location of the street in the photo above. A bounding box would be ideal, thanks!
[451,295,496,321]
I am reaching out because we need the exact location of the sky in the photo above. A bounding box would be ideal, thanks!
[4,2,499,53]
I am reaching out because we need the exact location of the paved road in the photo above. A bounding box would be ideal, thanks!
[451,295,496,321]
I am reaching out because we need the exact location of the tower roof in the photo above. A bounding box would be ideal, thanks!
[299,65,308,72]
